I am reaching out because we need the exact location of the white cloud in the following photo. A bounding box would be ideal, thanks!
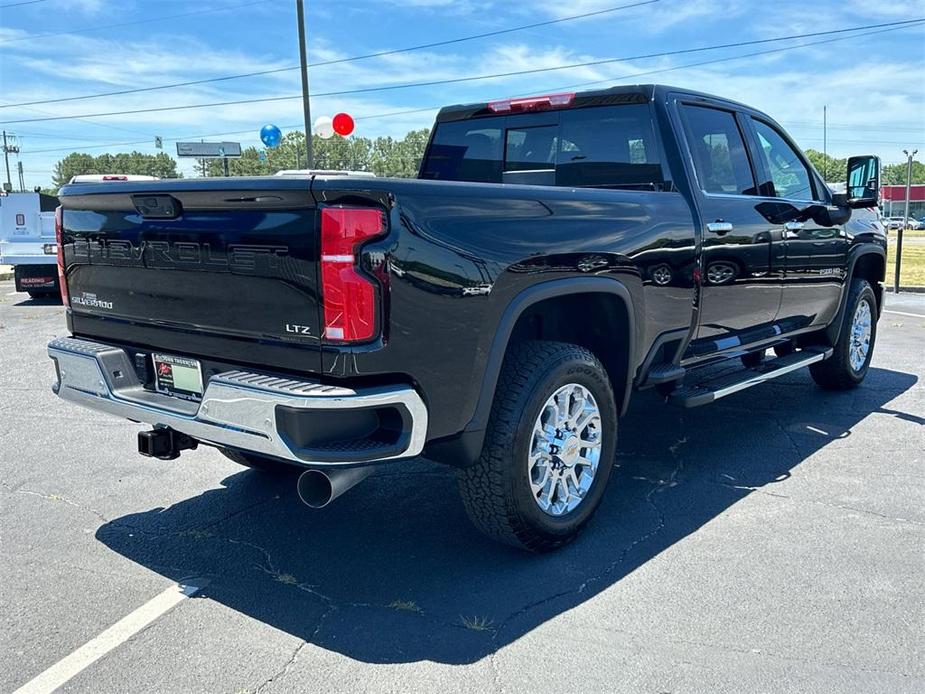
[5,0,923,189]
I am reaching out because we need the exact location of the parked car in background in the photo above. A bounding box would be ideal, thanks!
[883,216,922,231]
[0,191,60,298]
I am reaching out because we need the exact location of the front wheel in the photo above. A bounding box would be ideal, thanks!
[810,278,878,390]
[457,341,618,552]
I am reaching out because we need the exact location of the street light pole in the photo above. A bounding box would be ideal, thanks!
[894,148,918,294]
[296,0,313,170]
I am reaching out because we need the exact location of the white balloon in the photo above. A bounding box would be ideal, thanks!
[314,116,335,139]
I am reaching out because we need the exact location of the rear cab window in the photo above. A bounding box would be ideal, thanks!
[420,104,667,190]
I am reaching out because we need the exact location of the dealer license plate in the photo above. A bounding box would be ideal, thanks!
[152,353,204,401]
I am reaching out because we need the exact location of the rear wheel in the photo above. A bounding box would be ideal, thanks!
[810,278,877,390]
[220,449,297,474]
[457,341,618,552]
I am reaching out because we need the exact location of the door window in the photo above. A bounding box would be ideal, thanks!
[681,105,757,195]
[751,119,815,201]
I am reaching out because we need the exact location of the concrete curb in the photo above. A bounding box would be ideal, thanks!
[885,286,925,294]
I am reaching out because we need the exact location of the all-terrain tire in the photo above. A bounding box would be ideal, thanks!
[457,341,618,552]
[809,278,878,390]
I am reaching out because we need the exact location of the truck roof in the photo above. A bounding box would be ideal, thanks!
[434,83,757,123]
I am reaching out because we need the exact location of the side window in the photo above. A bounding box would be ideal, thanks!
[556,104,664,188]
[681,105,757,195]
[420,120,504,183]
[750,119,815,201]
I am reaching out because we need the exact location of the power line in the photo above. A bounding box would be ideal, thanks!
[17,20,925,154]
[4,18,923,126]
[0,0,48,8]
[784,120,925,133]
[0,0,660,109]
[0,0,273,45]
[521,21,925,95]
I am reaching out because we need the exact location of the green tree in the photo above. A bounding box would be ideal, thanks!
[804,149,847,183]
[882,159,925,185]
[200,128,431,178]
[51,151,181,189]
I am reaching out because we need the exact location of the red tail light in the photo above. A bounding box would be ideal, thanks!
[488,92,575,113]
[320,206,387,343]
[55,206,69,306]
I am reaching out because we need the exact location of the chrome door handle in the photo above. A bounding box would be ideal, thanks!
[707,222,734,234]
[784,221,804,231]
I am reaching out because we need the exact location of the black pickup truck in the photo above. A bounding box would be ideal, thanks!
[48,84,886,551]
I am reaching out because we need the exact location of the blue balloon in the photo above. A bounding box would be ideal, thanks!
[260,124,282,148]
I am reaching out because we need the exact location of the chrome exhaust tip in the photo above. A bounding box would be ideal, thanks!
[296,466,373,509]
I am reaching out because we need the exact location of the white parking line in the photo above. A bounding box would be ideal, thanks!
[884,309,925,319]
[14,581,205,694]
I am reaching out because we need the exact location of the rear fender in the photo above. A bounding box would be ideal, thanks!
[426,277,637,467]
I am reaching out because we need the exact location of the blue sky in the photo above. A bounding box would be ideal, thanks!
[1,0,923,188]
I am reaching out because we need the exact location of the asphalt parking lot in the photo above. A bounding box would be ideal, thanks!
[1,279,923,693]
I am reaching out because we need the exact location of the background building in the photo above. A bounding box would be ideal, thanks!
[881,184,925,220]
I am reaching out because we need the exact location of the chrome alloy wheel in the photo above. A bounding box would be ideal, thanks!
[529,383,603,516]
[849,298,873,372]
[706,262,737,285]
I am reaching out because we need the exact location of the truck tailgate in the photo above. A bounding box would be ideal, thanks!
[59,180,322,373]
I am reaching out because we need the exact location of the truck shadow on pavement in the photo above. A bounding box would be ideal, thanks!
[96,367,918,665]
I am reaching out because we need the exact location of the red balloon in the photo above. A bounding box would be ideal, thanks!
[332,112,355,137]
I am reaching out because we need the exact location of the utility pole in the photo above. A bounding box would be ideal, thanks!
[894,148,918,294]
[2,131,15,190]
[296,0,313,170]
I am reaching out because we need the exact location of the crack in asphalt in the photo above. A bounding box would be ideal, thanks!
[578,621,917,678]
[253,638,312,694]
[484,432,690,683]
[0,480,113,524]
[716,480,923,526]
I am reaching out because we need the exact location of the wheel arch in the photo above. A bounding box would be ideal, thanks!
[425,277,639,467]
[826,245,886,346]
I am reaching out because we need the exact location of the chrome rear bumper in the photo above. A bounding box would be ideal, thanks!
[47,337,428,466]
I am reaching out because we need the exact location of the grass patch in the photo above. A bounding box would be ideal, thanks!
[389,600,423,614]
[459,615,494,631]
[887,236,925,287]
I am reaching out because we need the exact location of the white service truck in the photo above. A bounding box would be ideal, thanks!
[0,191,59,298]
